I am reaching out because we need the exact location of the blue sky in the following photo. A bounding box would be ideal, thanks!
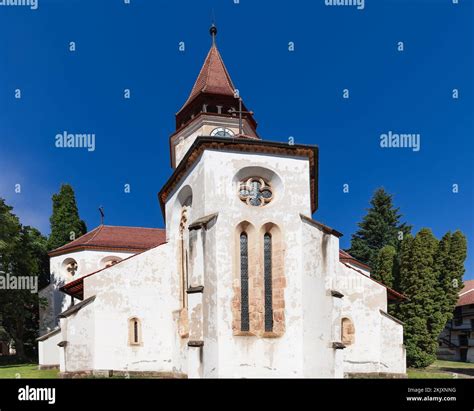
[0,0,472,278]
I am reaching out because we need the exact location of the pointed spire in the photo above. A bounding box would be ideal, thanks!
[177,24,236,114]
[175,25,258,136]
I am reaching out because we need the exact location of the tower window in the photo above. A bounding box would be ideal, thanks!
[240,232,250,332]
[264,233,273,332]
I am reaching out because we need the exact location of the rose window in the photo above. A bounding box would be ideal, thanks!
[66,261,78,276]
[238,178,273,207]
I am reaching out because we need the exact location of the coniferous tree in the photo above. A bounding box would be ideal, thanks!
[447,231,467,308]
[431,233,453,340]
[0,199,48,360]
[372,245,397,288]
[348,188,411,267]
[398,229,439,368]
[48,184,87,251]
[434,231,467,333]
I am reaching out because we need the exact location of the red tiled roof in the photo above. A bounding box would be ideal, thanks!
[178,44,236,114]
[49,225,166,257]
[339,250,371,270]
[457,280,474,307]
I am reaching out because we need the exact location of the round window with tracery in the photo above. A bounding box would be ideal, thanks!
[238,177,273,207]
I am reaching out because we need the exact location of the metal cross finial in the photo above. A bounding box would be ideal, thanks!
[99,206,105,225]
[210,23,217,46]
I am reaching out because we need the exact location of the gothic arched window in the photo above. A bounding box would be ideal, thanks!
[264,233,273,332]
[240,232,249,332]
[179,207,189,309]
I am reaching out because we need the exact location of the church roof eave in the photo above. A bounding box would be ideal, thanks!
[48,225,166,257]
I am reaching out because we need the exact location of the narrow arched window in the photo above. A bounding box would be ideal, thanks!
[264,233,273,332]
[179,207,189,309]
[129,317,141,346]
[240,232,249,332]
[133,320,139,343]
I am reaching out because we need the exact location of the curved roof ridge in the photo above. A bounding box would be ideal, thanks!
[83,224,104,245]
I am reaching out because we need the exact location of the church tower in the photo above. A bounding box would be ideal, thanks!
[170,25,259,168]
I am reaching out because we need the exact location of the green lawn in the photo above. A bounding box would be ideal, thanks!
[408,360,474,379]
[1,359,473,379]
[0,364,59,379]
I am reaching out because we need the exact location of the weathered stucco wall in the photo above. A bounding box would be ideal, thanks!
[78,243,184,375]
[301,220,338,377]
[380,313,406,374]
[40,249,135,335]
[60,303,95,373]
[38,330,61,367]
[188,150,312,377]
[337,263,405,375]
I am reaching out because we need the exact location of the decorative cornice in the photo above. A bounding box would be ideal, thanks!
[188,213,218,231]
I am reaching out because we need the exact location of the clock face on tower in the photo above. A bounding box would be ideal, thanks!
[210,127,235,137]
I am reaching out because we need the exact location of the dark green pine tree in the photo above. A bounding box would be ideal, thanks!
[372,245,397,288]
[48,184,87,251]
[348,188,411,268]
[0,199,49,360]
[398,228,439,368]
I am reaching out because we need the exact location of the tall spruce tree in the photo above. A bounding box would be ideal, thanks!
[433,231,467,337]
[372,245,397,288]
[398,228,439,368]
[348,188,411,268]
[48,184,87,251]
[446,231,467,311]
[431,233,453,340]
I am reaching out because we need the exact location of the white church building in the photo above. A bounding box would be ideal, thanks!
[38,26,407,378]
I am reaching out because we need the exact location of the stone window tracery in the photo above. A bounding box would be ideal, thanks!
[233,222,285,338]
[238,177,273,207]
[264,233,273,332]
[66,261,78,276]
[240,232,250,332]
